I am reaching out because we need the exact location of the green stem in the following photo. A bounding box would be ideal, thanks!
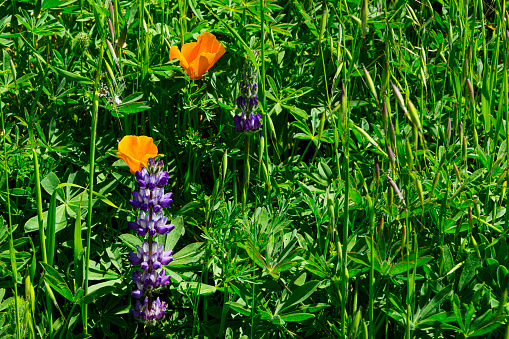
[83,45,104,335]
[2,98,21,339]
[242,134,250,213]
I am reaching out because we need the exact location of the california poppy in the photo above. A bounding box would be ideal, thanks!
[169,32,226,80]
[116,135,159,173]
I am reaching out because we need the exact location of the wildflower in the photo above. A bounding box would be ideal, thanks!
[121,155,175,326]
[169,32,226,80]
[233,55,261,133]
[116,136,159,174]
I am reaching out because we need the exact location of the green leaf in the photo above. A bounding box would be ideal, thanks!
[178,282,216,296]
[119,234,142,250]
[280,312,315,322]
[226,302,251,316]
[78,280,122,306]
[41,262,73,302]
[164,216,184,251]
[280,280,321,312]
[458,252,481,292]
[51,66,93,85]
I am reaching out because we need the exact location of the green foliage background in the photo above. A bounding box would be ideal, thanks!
[1,0,509,338]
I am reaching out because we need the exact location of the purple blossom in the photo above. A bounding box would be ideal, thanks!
[129,242,174,270]
[130,297,167,325]
[132,269,171,298]
[127,211,175,236]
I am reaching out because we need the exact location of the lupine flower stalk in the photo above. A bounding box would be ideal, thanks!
[234,54,261,133]
[128,157,175,326]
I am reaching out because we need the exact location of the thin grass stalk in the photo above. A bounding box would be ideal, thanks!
[83,45,105,335]
[27,106,53,336]
[505,13,509,233]
[2,99,21,339]
[259,0,269,205]
[340,92,350,339]
[368,195,375,338]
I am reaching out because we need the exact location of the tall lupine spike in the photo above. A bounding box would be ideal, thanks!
[126,156,175,327]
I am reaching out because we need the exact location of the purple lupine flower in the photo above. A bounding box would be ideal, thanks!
[129,242,174,270]
[233,52,261,133]
[127,157,175,326]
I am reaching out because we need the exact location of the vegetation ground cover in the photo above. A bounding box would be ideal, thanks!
[1,0,509,338]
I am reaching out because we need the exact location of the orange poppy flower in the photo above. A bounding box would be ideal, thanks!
[169,32,226,80]
[116,135,159,174]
